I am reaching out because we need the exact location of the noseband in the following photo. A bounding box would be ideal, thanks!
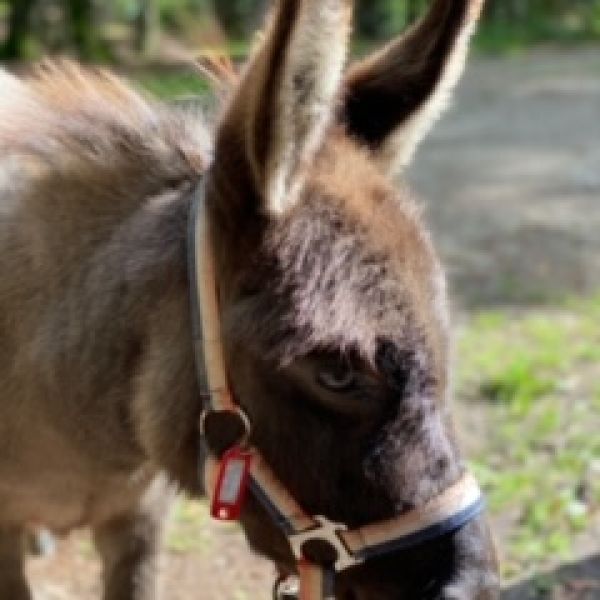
[187,180,485,599]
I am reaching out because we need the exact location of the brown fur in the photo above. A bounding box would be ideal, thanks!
[0,1,498,598]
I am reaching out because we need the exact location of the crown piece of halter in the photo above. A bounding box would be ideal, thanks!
[187,180,485,599]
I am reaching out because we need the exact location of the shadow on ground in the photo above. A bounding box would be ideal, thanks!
[503,555,600,600]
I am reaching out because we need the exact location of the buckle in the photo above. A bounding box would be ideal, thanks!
[288,516,363,572]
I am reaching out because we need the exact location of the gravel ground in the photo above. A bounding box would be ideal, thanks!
[411,46,600,308]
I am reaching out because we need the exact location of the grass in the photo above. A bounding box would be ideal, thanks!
[134,71,210,100]
[166,497,214,554]
[458,293,600,579]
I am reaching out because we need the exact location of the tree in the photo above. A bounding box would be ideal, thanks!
[135,0,160,57]
[65,0,96,58]
[356,0,394,40]
[405,0,424,23]
[1,0,36,59]
[212,0,266,39]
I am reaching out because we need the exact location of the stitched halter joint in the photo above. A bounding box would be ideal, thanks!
[288,516,358,572]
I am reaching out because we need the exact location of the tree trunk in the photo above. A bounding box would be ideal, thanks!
[356,0,394,40]
[135,0,160,57]
[66,0,96,59]
[1,0,36,59]
[406,0,422,23]
[212,0,266,39]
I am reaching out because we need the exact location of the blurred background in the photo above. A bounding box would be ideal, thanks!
[2,1,600,599]
[2,0,600,63]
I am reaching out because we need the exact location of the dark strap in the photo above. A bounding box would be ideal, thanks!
[186,180,210,395]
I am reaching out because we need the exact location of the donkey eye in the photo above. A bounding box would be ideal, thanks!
[316,363,356,392]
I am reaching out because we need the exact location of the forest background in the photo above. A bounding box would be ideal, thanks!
[2,0,600,62]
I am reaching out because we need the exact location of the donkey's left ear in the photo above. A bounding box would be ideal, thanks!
[215,0,353,216]
[340,0,484,174]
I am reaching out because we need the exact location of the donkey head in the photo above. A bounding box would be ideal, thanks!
[205,0,498,597]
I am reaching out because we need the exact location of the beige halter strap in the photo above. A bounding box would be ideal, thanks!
[188,181,485,599]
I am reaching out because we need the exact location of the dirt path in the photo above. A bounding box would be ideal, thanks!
[410,46,600,308]
[28,48,600,599]
[28,522,273,600]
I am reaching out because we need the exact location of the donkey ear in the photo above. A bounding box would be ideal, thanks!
[341,0,484,174]
[215,0,353,215]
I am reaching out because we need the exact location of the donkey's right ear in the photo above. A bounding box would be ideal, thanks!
[340,0,484,175]
[214,0,353,216]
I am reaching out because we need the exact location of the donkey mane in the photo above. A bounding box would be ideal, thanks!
[0,62,209,206]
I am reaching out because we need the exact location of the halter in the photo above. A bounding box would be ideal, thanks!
[187,180,485,599]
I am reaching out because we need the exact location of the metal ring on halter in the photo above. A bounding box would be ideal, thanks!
[199,405,252,449]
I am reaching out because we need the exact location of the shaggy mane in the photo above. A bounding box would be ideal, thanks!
[0,61,210,207]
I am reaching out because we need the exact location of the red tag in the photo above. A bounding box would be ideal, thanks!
[211,447,253,521]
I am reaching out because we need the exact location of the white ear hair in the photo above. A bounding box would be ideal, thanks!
[264,0,352,214]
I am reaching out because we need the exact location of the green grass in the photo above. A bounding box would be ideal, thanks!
[459,293,600,579]
[166,498,214,554]
[135,71,210,99]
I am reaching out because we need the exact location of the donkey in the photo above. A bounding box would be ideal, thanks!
[0,0,499,598]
